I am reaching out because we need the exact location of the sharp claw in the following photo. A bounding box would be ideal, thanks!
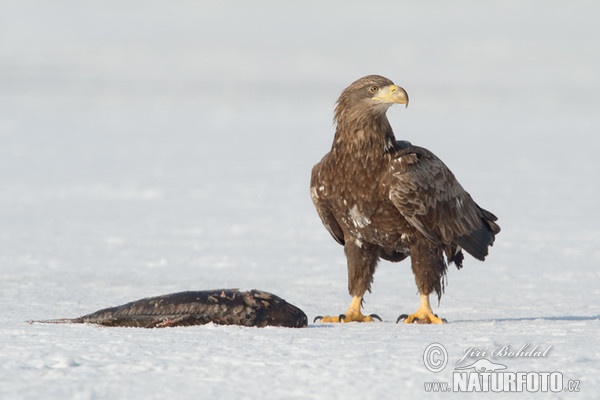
[396,314,408,324]
[369,314,382,322]
[314,313,381,323]
[396,313,447,324]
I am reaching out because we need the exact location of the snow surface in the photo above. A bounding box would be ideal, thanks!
[1,1,599,399]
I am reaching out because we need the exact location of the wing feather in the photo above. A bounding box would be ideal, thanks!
[310,164,345,245]
[388,146,498,260]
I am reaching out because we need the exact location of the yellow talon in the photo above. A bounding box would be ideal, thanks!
[315,296,381,323]
[398,294,447,324]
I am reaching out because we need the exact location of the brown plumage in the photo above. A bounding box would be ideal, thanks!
[311,75,500,324]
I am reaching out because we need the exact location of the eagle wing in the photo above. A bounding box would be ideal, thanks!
[310,162,345,246]
[388,146,499,260]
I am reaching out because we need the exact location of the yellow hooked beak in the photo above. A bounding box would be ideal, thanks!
[373,84,409,108]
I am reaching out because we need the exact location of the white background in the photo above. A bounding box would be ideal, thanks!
[1,1,598,398]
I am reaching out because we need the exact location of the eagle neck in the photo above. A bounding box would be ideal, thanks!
[332,113,396,156]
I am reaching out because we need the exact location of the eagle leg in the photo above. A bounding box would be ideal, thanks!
[396,294,447,324]
[314,296,381,323]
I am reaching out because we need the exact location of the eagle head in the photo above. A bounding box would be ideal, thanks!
[334,75,409,125]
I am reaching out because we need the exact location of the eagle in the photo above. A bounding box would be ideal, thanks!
[311,75,500,324]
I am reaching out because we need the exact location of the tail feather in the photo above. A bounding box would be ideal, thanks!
[445,245,464,269]
[455,207,500,261]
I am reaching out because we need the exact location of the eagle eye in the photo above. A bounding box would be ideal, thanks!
[369,86,379,93]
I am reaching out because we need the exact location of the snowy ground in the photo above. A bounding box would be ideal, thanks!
[1,1,599,399]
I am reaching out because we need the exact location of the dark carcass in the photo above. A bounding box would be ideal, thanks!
[32,289,307,328]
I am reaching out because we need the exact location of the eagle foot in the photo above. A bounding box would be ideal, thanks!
[314,313,381,323]
[396,294,447,324]
[314,296,382,323]
[396,313,447,324]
